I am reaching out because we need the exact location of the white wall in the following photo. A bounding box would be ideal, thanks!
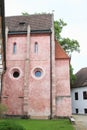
[71,86,87,114]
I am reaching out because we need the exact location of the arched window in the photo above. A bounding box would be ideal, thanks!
[34,42,38,54]
[13,42,17,54]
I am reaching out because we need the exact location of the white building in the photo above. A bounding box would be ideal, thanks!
[71,67,87,114]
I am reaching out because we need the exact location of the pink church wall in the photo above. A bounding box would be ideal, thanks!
[1,32,71,118]
[55,59,70,96]
[55,59,72,116]
[2,60,25,115]
[56,97,71,117]
[2,34,27,115]
[28,34,51,117]
[6,35,27,61]
[2,33,51,117]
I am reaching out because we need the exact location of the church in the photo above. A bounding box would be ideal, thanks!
[1,14,72,119]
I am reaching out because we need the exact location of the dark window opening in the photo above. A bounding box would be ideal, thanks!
[13,42,17,54]
[76,108,78,114]
[13,71,20,78]
[84,109,87,114]
[19,22,26,25]
[83,91,87,99]
[75,92,78,100]
[34,42,38,53]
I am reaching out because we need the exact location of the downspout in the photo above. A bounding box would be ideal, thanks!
[1,26,8,100]
[2,0,6,71]
[0,0,6,100]
[23,25,30,117]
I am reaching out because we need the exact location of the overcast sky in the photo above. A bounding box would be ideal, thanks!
[5,0,87,73]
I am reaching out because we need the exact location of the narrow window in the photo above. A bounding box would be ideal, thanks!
[75,92,78,100]
[34,42,38,53]
[76,108,78,114]
[83,91,87,99]
[13,42,17,54]
[84,108,87,114]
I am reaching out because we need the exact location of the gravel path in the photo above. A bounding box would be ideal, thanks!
[72,115,87,130]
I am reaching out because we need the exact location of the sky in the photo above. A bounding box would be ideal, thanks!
[5,0,87,73]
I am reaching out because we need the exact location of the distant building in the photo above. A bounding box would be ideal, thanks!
[71,67,87,114]
[1,14,71,119]
[0,0,6,93]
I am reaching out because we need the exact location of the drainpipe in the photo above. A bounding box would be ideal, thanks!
[0,26,8,100]
[1,0,6,70]
[0,0,6,101]
[23,25,30,117]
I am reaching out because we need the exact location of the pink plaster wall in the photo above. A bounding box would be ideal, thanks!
[55,59,70,96]
[28,34,51,116]
[55,59,72,116]
[6,35,27,61]
[56,97,71,117]
[2,60,25,115]
[2,33,51,117]
[1,32,71,118]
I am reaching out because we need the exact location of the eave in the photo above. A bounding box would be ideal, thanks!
[8,29,52,35]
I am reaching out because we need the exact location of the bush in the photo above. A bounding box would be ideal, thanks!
[0,120,26,130]
[0,104,8,118]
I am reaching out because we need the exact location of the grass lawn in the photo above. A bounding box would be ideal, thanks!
[0,119,75,130]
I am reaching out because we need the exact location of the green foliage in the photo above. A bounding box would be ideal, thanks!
[54,19,67,40]
[0,119,74,130]
[21,12,29,16]
[0,120,26,130]
[60,38,80,55]
[0,104,7,118]
[54,19,80,85]
[70,65,76,86]
[54,19,80,55]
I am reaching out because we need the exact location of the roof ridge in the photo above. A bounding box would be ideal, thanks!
[5,13,52,18]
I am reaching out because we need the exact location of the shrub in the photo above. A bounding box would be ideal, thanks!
[0,120,26,130]
[0,104,8,118]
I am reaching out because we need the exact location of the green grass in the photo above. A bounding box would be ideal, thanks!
[0,119,74,130]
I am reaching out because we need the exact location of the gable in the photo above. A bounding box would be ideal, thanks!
[55,40,69,59]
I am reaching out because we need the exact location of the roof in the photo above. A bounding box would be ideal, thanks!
[5,14,53,33]
[72,67,87,88]
[55,40,69,59]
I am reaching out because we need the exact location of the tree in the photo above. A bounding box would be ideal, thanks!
[54,19,80,55]
[0,104,7,118]
[54,19,67,41]
[54,19,80,85]
[21,12,29,16]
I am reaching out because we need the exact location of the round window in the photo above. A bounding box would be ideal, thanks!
[9,68,22,79]
[13,71,20,78]
[35,71,42,77]
[32,67,44,79]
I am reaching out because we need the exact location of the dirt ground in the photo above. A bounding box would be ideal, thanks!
[72,115,87,130]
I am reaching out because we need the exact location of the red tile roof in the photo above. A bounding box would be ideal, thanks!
[55,40,69,59]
